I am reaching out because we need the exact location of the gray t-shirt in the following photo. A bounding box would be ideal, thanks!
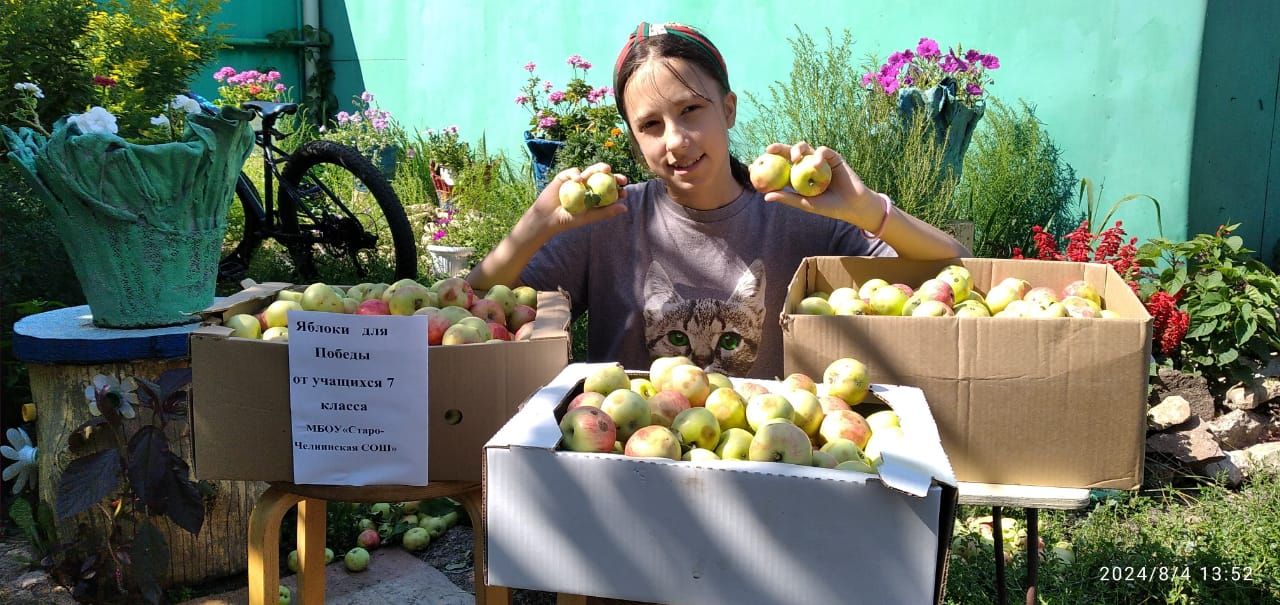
[521,179,896,379]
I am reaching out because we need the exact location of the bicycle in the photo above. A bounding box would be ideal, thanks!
[191,93,418,284]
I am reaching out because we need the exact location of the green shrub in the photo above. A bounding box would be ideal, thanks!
[552,119,651,185]
[442,141,536,271]
[0,0,96,137]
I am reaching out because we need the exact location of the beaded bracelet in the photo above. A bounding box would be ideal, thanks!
[861,192,894,239]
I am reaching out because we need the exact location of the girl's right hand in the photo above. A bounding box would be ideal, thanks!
[530,163,629,235]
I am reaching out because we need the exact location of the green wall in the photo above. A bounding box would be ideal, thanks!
[208,0,1280,259]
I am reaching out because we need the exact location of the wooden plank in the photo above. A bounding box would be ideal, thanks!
[957,481,1091,510]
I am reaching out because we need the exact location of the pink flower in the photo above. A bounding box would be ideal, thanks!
[266,70,282,81]
[524,62,536,72]
[940,53,966,73]
[965,83,982,96]
[515,95,530,105]
[567,54,583,67]
[578,60,592,70]
[213,66,236,82]
[361,91,375,103]
[538,116,558,128]
[336,111,350,124]
[860,72,875,87]
[447,125,459,134]
[432,229,447,241]
[406,147,416,158]
[916,37,940,59]
[549,90,566,103]
[274,83,286,93]
[543,81,553,91]
[879,75,900,95]
[981,54,1000,69]
[964,49,982,63]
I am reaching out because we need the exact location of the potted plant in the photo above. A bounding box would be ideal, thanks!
[516,55,618,188]
[422,206,473,277]
[421,125,472,204]
[326,91,403,180]
[211,65,288,131]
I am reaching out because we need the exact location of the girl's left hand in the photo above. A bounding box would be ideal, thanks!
[761,141,883,230]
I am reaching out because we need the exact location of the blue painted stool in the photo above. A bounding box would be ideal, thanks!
[14,303,266,585]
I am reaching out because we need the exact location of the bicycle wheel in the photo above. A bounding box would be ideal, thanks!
[218,175,266,283]
[278,140,418,282]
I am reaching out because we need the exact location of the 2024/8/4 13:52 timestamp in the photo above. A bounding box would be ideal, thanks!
[1099,565,1255,582]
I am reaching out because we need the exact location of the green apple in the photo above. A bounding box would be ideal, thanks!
[601,389,651,442]
[344,547,370,572]
[857,278,889,301]
[623,425,681,460]
[649,355,693,391]
[457,316,492,340]
[276,289,304,303]
[483,284,519,316]
[715,427,754,460]
[262,326,289,342]
[559,180,588,215]
[1099,309,1121,319]
[630,378,658,399]
[789,153,832,197]
[865,410,901,433]
[796,296,835,315]
[225,313,262,339]
[784,390,825,438]
[749,420,813,465]
[869,285,909,316]
[834,458,878,474]
[706,372,733,392]
[671,407,721,451]
[1061,280,1101,307]
[512,286,538,309]
[385,281,432,316]
[585,363,631,395]
[301,282,344,313]
[748,152,791,193]
[864,425,906,466]
[704,387,749,431]
[911,300,954,317]
[954,301,992,318]
[746,394,795,431]
[279,585,292,605]
[441,323,484,345]
[345,283,375,302]
[811,449,838,468]
[438,305,472,325]
[823,358,870,405]
[820,438,867,464]
[324,547,334,564]
[287,549,300,573]
[586,171,619,207]
[402,527,431,551]
[781,372,817,394]
[684,447,720,462]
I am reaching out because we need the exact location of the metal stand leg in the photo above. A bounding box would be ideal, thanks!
[993,505,1006,605]
[1025,508,1039,605]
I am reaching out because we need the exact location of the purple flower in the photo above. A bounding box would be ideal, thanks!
[538,116,558,129]
[981,54,1000,69]
[879,74,900,95]
[432,229,447,241]
[916,38,940,59]
[860,72,875,87]
[361,91,375,103]
[336,111,351,124]
[964,49,982,63]
[966,83,983,97]
[888,51,908,67]
[515,95,530,105]
[903,75,915,86]
[549,90,566,103]
[406,148,416,158]
[372,118,389,131]
[524,61,536,72]
[447,125,459,134]
[940,53,966,73]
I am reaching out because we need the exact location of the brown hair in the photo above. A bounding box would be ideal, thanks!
[613,29,753,190]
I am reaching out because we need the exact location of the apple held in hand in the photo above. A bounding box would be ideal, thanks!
[749,152,791,193]
[586,172,619,207]
[790,153,832,197]
[559,180,588,215]
[559,407,617,453]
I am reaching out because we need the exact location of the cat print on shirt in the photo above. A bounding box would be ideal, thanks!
[642,259,765,376]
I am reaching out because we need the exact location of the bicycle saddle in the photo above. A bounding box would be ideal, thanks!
[241,101,298,119]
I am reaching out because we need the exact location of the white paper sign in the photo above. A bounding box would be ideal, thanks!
[287,310,429,485]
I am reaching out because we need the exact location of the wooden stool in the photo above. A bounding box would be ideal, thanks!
[246,481,511,605]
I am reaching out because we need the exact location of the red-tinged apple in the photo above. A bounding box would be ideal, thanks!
[585,363,631,395]
[1061,295,1101,318]
[819,409,872,448]
[684,448,720,462]
[715,427,754,460]
[646,390,691,427]
[1061,280,1101,307]
[586,171,619,207]
[513,322,535,341]
[937,265,973,302]
[823,358,870,406]
[820,437,866,464]
[386,281,432,315]
[911,300,955,317]
[954,301,992,318]
[421,314,449,345]
[264,300,301,328]
[301,282,344,313]
[468,298,506,325]
[736,381,772,401]
[746,394,795,431]
[559,180,588,215]
[703,387,749,431]
[567,391,606,411]
[893,283,915,297]
[671,407,721,451]
[623,425,681,460]
[431,277,470,309]
[601,389,651,442]
[748,420,813,465]
[917,278,955,305]
[706,372,733,391]
[790,153,832,197]
[255,311,269,331]
[441,323,484,345]
[869,284,909,316]
[559,407,617,453]
[507,304,536,332]
[344,547,370,572]
[437,305,471,326]
[483,284,519,316]
[819,394,852,414]
[225,313,262,339]
[357,528,380,549]
[630,378,657,399]
[834,458,877,474]
[649,355,693,391]
[487,322,511,341]
[667,364,711,406]
[512,286,538,309]
[356,299,391,315]
[749,152,791,193]
[811,449,838,468]
[858,278,890,301]
[865,410,901,433]
[457,316,492,340]
[1024,286,1059,307]
[784,390,825,438]
[796,296,835,315]
[782,373,817,394]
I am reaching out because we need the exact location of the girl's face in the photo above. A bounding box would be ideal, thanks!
[622,57,739,207]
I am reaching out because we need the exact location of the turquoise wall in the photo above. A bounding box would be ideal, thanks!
[207,0,1280,260]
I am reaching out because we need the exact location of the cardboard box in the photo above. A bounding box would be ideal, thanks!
[782,257,1154,490]
[485,363,958,605]
[189,282,571,483]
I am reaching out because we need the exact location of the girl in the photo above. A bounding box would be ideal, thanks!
[468,22,970,379]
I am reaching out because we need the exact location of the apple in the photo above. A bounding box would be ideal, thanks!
[749,152,791,193]
[420,515,449,537]
[438,305,471,326]
[487,322,511,341]
[911,300,954,317]
[827,287,860,311]
[431,277,471,309]
[468,298,507,325]
[865,410,901,433]
[782,373,817,394]
[483,284,519,316]
[584,363,631,395]
[385,281,432,315]
[457,316,492,340]
[262,327,289,342]
[345,283,374,302]
[997,277,1032,299]
[954,301,992,318]
[893,283,915,297]
[601,389,651,442]
[280,585,292,605]
[917,278,955,306]
[808,290,830,300]
[646,390,691,427]
[671,407,721,451]
[819,394,852,414]
[785,390,825,438]
[559,407,617,453]
[630,378,658,399]
[287,549,300,573]
[684,448,720,462]
[1061,280,1101,307]
[341,297,358,313]
[402,527,431,551]
[355,299,391,315]
[984,284,1017,314]
[864,425,906,466]
[749,420,813,465]
[1050,541,1075,564]
[300,282,343,313]
[225,313,262,339]
[735,381,772,401]
[623,425,681,460]
[507,304,537,332]
[254,311,269,331]
[834,298,872,315]
[513,322,535,341]
[819,409,872,448]
[746,394,795,431]
[649,355,693,391]
[1062,295,1101,318]
[667,364,712,406]
[796,296,835,315]
[714,428,755,460]
[441,323,484,345]
[811,449,838,468]
[823,358,870,406]
[1024,287,1059,309]
[901,293,927,317]
[586,171,619,207]
[706,372,733,392]
[357,528,380,549]
[1099,309,1121,319]
[1034,301,1068,318]
[559,179,588,215]
[820,438,866,464]
[567,391,606,411]
[276,289,303,303]
[703,387,749,431]
[834,458,878,474]
[869,284,909,316]
[789,153,832,197]
[857,278,890,301]
[512,286,538,309]
[936,265,972,302]
[344,547,370,572]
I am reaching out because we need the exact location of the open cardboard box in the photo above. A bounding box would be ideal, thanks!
[484,363,958,605]
[189,281,571,483]
[782,257,1154,489]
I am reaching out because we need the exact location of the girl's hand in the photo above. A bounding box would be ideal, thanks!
[761,142,884,231]
[530,162,629,235]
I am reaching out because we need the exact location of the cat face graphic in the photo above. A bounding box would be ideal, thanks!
[642,259,765,376]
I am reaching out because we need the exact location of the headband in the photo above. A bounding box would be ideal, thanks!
[613,22,728,84]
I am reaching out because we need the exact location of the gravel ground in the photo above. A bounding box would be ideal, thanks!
[419,523,555,605]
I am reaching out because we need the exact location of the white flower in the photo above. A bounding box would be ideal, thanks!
[84,374,138,419]
[13,82,44,99]
[170,94,202,114]
[150,114,171,127]
[1,428,37,495]
[67,106,118,136]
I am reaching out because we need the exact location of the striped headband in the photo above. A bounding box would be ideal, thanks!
[613,22,728,83]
